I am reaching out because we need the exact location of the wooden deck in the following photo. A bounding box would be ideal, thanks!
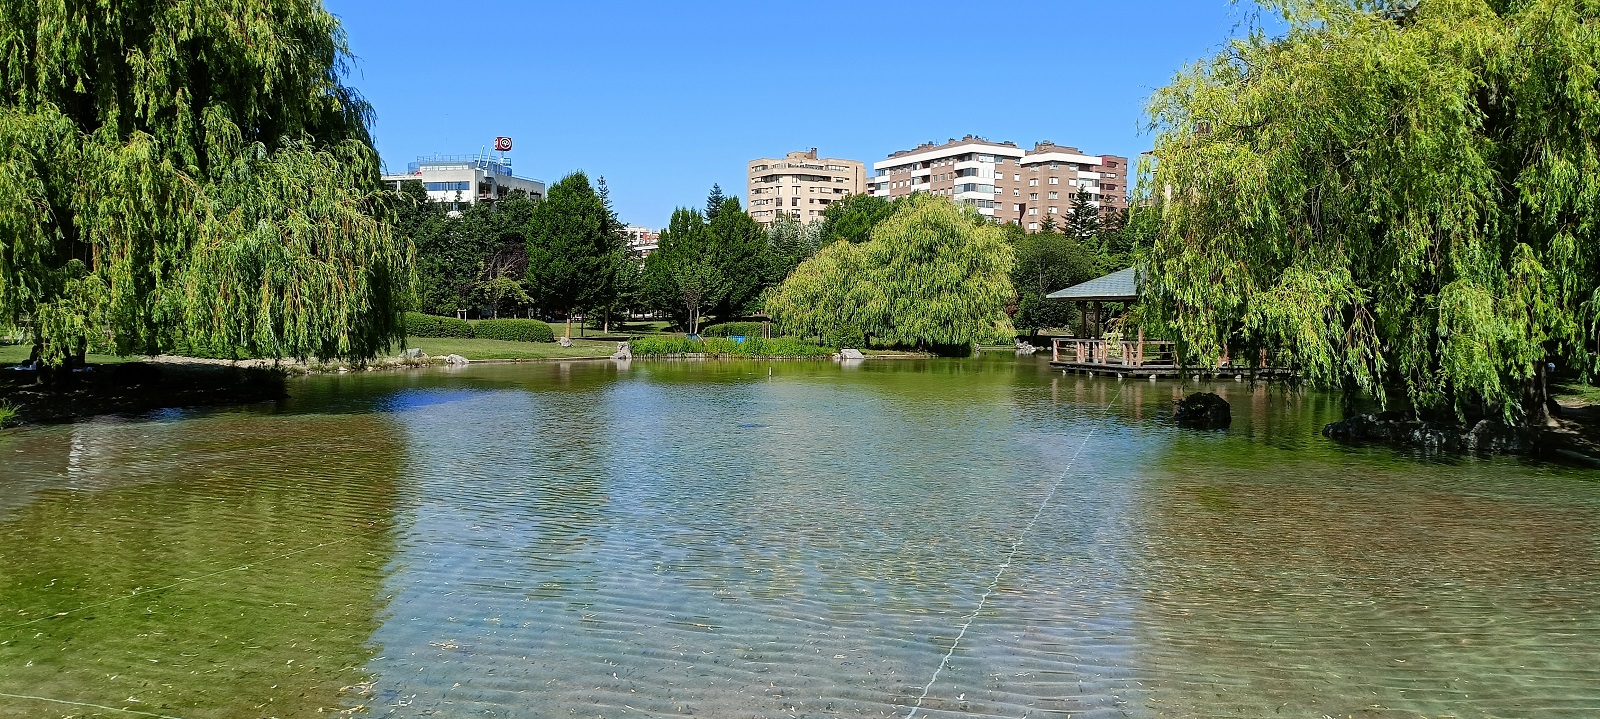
[1047,338,1295,380]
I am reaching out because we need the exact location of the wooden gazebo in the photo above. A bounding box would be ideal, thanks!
[1045,267,1175,374]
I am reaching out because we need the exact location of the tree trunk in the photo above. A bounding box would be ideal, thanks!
[564,313,572,339]
[1523,360,1556,428]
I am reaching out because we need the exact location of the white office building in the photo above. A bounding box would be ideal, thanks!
[383,154,545,207]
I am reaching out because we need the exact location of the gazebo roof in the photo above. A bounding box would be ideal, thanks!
[1047,267,1137,302]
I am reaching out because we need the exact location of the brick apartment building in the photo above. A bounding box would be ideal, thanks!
[868,135,1129,229]
[746,149,866,226]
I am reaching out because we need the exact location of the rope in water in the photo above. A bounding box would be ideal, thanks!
[900,383,1125,719]
[0,692,190,719]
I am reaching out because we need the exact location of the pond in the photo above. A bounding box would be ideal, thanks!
[1,357,1597,718]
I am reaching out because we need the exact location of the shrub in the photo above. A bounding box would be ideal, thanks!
[405,312,475,339]
[630,335,832,358]
[473,318,556,343]
[701,322,767,338]
[0,402,16,428]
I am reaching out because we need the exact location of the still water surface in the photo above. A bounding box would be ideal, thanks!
[1,358,1596,718]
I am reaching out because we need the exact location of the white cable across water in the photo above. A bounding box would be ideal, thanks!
[900,385,1124,719]
[0,692,189,719]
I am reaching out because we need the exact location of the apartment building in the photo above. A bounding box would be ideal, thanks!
[869,136,1129,230]
[747,149,866,225]
[383,154,545,208]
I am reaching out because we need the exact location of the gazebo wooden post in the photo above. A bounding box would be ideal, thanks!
[1137,326,1145,367]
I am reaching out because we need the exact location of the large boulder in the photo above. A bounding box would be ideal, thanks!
[839,349,866,360]
[1173,392,1232,429]
[557,336,573,348]
[612,341,632,360]
[442,354,470,365]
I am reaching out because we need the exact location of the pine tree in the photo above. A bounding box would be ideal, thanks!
[705,184,726,222]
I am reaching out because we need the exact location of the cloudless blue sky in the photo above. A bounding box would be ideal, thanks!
[326,1,1261,228]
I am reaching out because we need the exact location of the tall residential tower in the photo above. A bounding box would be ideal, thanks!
[746,149,866,226]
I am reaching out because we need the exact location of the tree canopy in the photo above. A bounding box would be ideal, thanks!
[767,194,1015,350]
[525,171,625,336]
[644,208,721,334]
[0,0,409,370]
[1139,0,1600,422]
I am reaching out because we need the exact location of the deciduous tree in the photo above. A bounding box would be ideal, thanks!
[768,194,1015,351]
[1139,0,1600,424]
[0,0,410,376]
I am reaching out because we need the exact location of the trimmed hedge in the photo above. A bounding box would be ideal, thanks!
[701,322,767,338]
[405,312,475,339]
[630,336,832,358]
[473,318,556,343]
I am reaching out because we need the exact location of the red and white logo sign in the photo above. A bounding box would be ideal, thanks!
[494,137,513,152]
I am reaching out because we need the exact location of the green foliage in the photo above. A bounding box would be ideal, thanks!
[1010,225,1096,333]
[701,322,767,338]
[707,197,770,318]
[0,402,15,428]
[767,194,1016,350]
[763,213,825,287]
[705,184,726,221]
[404,194,537,317]
[1139,0,1600,422]
[404,312,474,339]
[817,194,900,244]
[629,335,832,358]
[526,171,626,329]
[472,318,555,343]
[644,208,723,334]
[0,0,410,369]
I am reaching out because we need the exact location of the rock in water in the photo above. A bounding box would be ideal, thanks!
[443,354,470,365]
[612,341,632,360]
[1173,392,1232,429]
[839,349,866,360]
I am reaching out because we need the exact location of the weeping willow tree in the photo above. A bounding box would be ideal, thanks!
[767,194,1015,350]
[1139,0,1600,424]
[0,0,410,376]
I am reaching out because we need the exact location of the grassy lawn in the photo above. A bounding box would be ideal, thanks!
[401,336,617,361]
[1,338,617,367]
[1555,381,1600,407]
[0,342,130,366]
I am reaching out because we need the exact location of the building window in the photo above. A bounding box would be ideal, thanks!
[425,181,471,192]
[1013,189,1020,196]
[1029,193,1038,201]
[1029,179,1039,187]
[1028,222,1039,230]
[1049,177,1060,185]
[1049,191,1059,199]
[1013,174,1021,181]
[791,197,799,207]
[1048,206,1058,214]
[1028,208,1038,215]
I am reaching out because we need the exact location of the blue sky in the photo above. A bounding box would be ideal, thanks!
[327,1,1261,228]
